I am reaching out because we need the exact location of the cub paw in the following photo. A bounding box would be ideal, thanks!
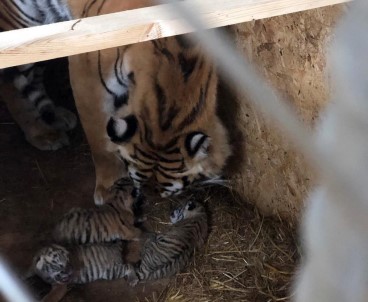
[126,270,139,287]
[133,216,147,228]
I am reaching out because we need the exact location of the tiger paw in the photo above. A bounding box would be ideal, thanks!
[26,130,70,151]
[44,106,77,131]
[94,185,110,206]
[126,270,139,287]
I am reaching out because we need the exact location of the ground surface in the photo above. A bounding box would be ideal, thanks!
[0,60,299,302]
[0,99,171,301]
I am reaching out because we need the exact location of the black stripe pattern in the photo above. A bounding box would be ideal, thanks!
[33,243,133,284]
[98,50,133,111]
[128,201,208,283]
[53,179,141,244]
[0,0,72,125]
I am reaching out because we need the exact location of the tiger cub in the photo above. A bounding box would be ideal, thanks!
[128,200,208,286]
[53,178,142,244]
[32,243,133,284]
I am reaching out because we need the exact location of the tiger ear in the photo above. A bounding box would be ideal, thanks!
[107,115,138,143]
[185,132,210,159]
[35,256,44,270]
[187,201,196,211]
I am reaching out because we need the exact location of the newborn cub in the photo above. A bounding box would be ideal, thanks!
[33,243,133,284]
[128,200,208,285]
[53,178,142,244]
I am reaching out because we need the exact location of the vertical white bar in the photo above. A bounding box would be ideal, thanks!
[0,257,34,302]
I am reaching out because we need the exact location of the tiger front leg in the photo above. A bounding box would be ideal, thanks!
[0,82,73,151]
[93,152,126,205]
[69,51,126,205]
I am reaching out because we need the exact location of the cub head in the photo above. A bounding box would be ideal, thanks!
[170,200,206,223]
[107,177,146,217]
[33,244,72,284]
[108,177,135,208]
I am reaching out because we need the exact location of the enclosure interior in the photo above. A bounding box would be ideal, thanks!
[0,4,344,301]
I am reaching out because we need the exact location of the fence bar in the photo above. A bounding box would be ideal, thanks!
[0,257,34,302]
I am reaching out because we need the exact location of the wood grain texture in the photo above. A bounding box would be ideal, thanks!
[0,0,350,68]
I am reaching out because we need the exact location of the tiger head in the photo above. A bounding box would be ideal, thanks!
[33,244,72,284]
[107,177,135,207]
[106,38,231,197]
[170,200,206,223]
[106,177,147,218]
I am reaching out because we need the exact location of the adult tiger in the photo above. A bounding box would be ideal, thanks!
[0,0,231,203]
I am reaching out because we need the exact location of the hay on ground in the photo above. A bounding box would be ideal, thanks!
[141,187,300,302]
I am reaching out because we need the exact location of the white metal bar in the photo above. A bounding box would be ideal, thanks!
[0,257,34,302]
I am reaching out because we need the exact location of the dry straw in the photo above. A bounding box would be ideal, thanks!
[141,187,299,302]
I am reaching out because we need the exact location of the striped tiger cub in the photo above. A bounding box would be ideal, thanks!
[53,178,142,244]
[32,243,133,284]
[128,200,208,286]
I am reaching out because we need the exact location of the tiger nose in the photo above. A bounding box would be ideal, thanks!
[160,191,171,198]
[160,189,183,198]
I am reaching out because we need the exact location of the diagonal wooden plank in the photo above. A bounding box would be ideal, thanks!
[0,0,349,68]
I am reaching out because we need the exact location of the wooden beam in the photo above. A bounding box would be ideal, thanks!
[0,0,349,68]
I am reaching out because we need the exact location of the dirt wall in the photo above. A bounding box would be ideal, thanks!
[220,5,346,219]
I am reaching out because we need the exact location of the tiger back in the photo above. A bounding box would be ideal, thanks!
[53,178,142,244]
